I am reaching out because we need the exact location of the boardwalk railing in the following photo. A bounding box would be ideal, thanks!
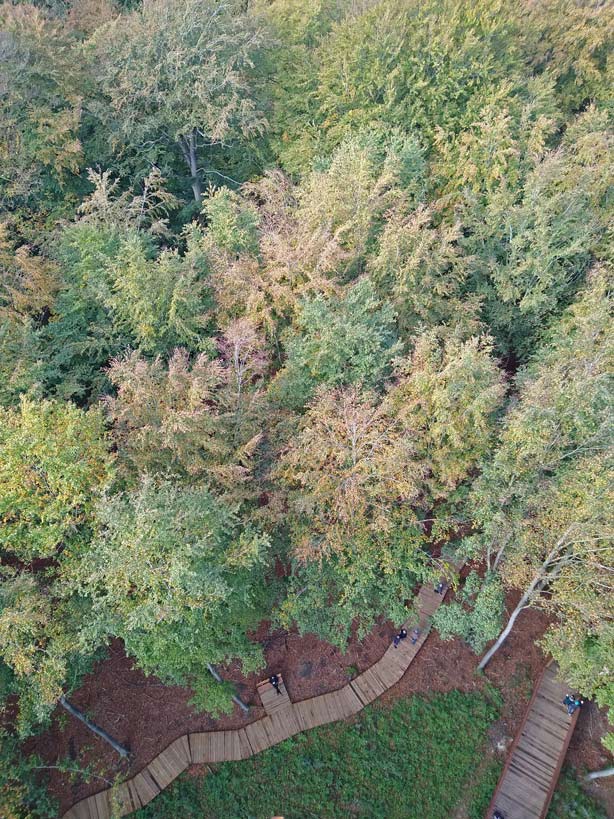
[62,571,457,819]
[485,662,580,819]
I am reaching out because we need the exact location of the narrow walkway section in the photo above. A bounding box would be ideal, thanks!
[62,567,458,819]
[486,662,580,819]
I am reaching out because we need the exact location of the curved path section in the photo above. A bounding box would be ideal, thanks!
[485,662,580,819]
[62,570,457,819]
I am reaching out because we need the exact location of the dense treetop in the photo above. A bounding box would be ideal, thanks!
[0,1,612,802]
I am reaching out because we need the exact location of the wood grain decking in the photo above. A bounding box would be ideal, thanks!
[62,564,464,819]
[485,662,580,819]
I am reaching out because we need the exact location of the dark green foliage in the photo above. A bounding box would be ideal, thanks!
[272,278,399,409]
[0,0,613,807]
[64,479,272,714]
[433,571,504,653]
[135,691,500,818]
[547,771,608,819]
[0,730,58,819]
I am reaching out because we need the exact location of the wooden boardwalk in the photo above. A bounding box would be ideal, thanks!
[61,567,459,819]
[485,662,580,819]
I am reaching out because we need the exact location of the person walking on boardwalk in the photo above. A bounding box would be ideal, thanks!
[410,627,420,645]
[435,580,446,594]
[270,674,282,695]
[563,693,585,715]
[393,628,408,648]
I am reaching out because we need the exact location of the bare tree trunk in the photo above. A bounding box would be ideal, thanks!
[478,565,553,670]
[585,767,614,782]
[479,529,576,670]
[179,130,202,202]
[59,696,130,759]
[477,588,533,671]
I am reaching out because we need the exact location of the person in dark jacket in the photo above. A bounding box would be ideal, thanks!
[270,674,282,695]
[393,628,408,648]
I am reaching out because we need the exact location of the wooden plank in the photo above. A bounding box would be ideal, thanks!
[64,799,92,819]
[361,667,386,698]
[92,790,112,819]
[223,730,243,761]
[148,747,186,789]
[236,727,253,759]
[350,677,371,706]
[126,780,143,812]
[168,734,191,765]
[108,781,137,816]
[381,645,409,675]
[370,657,400,689]
[320,691,345,722]
[265,709,301,744]
[337,684,363,716]
[301,693,332,727]
[145,739,190,794]
[294,697,320,731]
[245,717,273,753]
[132,768,160,807]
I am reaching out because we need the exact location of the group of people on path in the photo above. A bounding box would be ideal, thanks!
[392,626,421,647]
[390,579,447,648]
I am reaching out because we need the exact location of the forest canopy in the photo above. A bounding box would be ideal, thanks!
[0,0,612,808]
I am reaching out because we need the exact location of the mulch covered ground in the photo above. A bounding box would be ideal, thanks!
[27,585,612,817]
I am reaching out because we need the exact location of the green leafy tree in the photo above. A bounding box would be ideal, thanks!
[88,0,268,200]
[105,328,267,501]
[106,232,212,353]
[524,0,614,114]
[386,332,506,501]
[64,479,271,713]
[0,727,57,818]
[254,0,346,174]
[36,221,126,401]
[202,186,260,257]
[272,277,399,409]
[296,130,424,273]
[370,205,480,340]
[313,0,528,151]
[0,399,112,734]
[205,171,347,338]
[0,3,83,217]
[463,269,612,708]
[457,106,613,356]
[0,397,112,561]
[432,570,504,653]
[275,385,429,644]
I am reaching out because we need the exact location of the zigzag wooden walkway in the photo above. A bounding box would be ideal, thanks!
[485,662,580,819]
[61,569,457,819]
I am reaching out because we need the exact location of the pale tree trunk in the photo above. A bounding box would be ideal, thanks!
[479,528,576,671]
[179,130,202,202]
[477,583,536,670]
[59,696,130,759]
[585,767,614,781]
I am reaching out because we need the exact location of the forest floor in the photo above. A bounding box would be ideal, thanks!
[28,587,613,817]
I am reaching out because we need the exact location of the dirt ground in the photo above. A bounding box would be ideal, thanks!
[28,585,612,817]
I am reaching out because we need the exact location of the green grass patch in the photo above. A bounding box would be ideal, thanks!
[136,690,499,819]
[466,757,504,819]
